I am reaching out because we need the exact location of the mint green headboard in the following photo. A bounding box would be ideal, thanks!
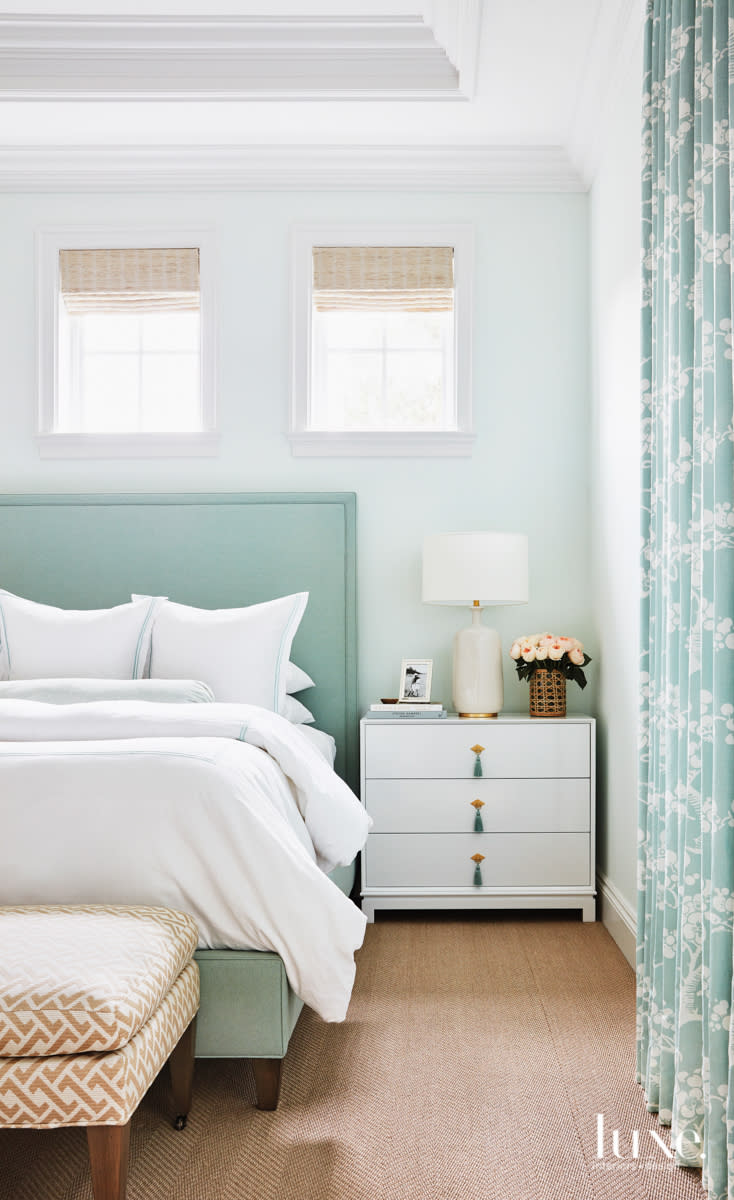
[0,492,358,790]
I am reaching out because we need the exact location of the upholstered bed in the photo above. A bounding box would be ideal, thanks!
[0,491,359,1109]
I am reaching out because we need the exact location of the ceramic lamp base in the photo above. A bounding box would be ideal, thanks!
[452,613,503,718]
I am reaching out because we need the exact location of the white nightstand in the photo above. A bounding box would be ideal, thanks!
[360,714,596,922]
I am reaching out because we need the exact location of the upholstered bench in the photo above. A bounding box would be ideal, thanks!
[0,904,200,1200]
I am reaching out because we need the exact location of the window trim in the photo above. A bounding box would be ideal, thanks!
[36,225,218,459]
[289,223,474,457]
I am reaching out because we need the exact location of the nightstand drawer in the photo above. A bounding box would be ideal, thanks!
[364,833,590,888]
[364,778,590,834]
[364,722,589,779]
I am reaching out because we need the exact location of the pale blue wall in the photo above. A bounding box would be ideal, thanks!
[0,189,592,717]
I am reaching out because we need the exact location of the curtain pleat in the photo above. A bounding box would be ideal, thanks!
[639,3,734,1197]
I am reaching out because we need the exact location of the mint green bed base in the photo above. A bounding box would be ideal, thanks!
[0,492,358,1100]
[195,861,354,1060]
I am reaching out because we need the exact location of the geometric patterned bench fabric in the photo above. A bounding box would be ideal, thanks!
[0,961,199,1128]
[0,905,198,1057]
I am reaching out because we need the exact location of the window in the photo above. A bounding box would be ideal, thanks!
[290,225,473,456]
[37,229,217,458]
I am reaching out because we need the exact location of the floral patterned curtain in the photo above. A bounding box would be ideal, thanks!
[638,2,734,1198]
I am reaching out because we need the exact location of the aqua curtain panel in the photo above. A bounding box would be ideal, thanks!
[639,2,734,1197]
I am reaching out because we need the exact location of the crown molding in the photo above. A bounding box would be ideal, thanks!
[0,11,465,99]
[421,0,483,99]
[0,143,586,193]
[567,0,645,186]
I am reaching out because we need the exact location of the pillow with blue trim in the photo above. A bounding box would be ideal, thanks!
[0,678,215,704]
[0,591,162,681]
[146,593,309,715]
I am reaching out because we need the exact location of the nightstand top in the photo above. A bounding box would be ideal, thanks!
[361,712,595,725]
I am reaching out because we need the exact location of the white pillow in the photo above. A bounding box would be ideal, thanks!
[147,593,308,712]
[0,678,215,704]
[282,694,315,724]
[285,661,315,694]
[0,592,161,681]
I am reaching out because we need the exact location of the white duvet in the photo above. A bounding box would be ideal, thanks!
[0,701,371,1022]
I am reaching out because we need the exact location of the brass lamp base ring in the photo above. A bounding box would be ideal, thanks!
[458,712,498,719]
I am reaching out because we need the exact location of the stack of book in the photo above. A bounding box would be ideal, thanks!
[365,703,447,720]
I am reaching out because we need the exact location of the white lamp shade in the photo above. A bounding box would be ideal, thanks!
[422,532,529,607]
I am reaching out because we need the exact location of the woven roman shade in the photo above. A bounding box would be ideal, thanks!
[312,246,454,312]
[59,248,200,315]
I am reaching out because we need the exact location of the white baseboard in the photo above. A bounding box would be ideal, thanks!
[596,871,636,968]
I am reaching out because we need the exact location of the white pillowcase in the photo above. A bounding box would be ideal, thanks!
[0,678,215,704]
[285,661,315,694]
[147,592,308,712]
[282,694,315,725]
[0,592,161,681]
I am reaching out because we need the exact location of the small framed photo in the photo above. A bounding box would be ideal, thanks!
[398,659,433,703]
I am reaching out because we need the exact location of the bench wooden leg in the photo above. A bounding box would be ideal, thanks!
[87,1122,130,1200]
[252,1057,282,1111]
[169,1016,197,1130]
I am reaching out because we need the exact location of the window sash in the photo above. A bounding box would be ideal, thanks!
[311,309,454,432]
[59,311,202,435]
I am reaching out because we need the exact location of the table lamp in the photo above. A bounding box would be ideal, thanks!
[422,531,529,718]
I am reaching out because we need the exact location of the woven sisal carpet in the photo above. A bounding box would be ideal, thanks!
[0,915,708,1200]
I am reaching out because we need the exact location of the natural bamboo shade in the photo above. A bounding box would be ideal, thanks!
[59,248,200,314]
[312,245,454,312]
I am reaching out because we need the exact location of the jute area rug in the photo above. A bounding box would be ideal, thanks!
[0,915,708,1200]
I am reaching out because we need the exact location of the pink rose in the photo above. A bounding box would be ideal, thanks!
[548,642,564,661]
[521,647,536,662]
[569,647,585,665]
[535,645,549,661]
[509,642,522,660]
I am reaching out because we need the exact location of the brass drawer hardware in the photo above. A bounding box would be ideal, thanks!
[470,744,485,777]
[471,852,485,886]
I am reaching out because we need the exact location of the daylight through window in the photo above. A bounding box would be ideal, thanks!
[57,247,202,435]
[310,245,456,433]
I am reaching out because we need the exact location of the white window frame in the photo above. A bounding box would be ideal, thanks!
[36,225,218,458]
[289,223,474,457]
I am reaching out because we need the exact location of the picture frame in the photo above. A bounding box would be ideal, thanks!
[398,659,433,703]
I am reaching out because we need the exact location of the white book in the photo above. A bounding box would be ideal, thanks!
[364,709,447,720]
[370,702,444,711]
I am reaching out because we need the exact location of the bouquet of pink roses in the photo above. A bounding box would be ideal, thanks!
[509,633,591,689]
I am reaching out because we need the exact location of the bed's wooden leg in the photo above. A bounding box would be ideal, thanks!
[169,1017,197,1129]
[87,1121,130,1200]
[252,1057,282,1110]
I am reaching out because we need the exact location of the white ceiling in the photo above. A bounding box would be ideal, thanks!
[0,1,643,190]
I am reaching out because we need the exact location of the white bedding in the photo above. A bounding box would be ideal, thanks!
[298,724,337,765]
[0,700,370,1022]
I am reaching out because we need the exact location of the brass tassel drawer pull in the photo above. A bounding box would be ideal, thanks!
[470,744,485,777]
[471,798,485,832]
[471,853,485,886]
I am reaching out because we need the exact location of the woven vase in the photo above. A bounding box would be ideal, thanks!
[529,669,566,718]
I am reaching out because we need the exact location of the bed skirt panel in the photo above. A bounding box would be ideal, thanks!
[193,859,356,1058]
